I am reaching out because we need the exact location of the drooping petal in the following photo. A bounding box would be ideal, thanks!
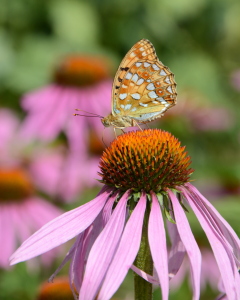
[10,186,112,264]
[169,190,201,300]
[69,233,85,300]
[70,213,104,297]
[49,240,77,283]
[71,194,117,295]
[186,183,240,263]
[167,220,186,280]
[97,193,147,300]
[148,192,169,300]
[182,186,240,300]
[130,265,159,285]
[79,190,130,300]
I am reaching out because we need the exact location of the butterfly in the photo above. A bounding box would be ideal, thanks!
[101,39,177,129]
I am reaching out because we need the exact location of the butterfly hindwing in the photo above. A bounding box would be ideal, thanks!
[112,40,158,112]
[112,53,177,123]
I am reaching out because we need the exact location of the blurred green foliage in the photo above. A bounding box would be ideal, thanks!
[0,0,240,299]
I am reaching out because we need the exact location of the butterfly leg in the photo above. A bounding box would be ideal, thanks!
[101,127,107,147]
[133,120,143,131]
[113,127,118,139]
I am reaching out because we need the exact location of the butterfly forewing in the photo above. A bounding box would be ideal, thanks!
[112,39,177,124]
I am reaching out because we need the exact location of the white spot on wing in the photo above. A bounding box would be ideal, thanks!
[114,109,121,114]
[148,91,158,98]
[125,104,132,110]
[122,84,127,88]
[146,79,151,82]
[137,78,144,85]
[144,62,150,67]
[120,104,124,109]
[139,103,148,107]
[136,62,142,67]
[167,86,173,93]
[133,111,163,121]
[152,101,159,104]
[165,77,171,84]
[130,52,136,58]
[119,93,127,100]
[146,83,155,90]
[156,97,165,102]
[152,64,160,71]
[142,52,147,56]
[126,73,132,80]
[140,47,144,51]
[131,93,141,100]
[160,69,167,76]
[131,107,137,112]
[132,74,139,82]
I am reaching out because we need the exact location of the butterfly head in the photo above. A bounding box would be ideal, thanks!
[101,114,133,129]
[101,116,111,127]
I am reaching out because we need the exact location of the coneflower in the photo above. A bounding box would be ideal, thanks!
[10,129,240,300]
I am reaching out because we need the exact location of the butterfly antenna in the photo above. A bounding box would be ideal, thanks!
[73,114,102,118]
[101,127,107,147]
[75,109,103,118]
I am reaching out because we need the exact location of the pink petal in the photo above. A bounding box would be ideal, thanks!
[10,187,112,264]
[131,265,160,285]
[148,192,169,300]
[79,191,130,300]
[186,183,240,263]
[169,190,201,300]
[182,186,240,300]
[70,200,113,295]
[97,193,147,300]
[49,240,77,283]
[167,220,186,279]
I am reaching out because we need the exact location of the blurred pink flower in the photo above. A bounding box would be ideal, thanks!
[10,130,240,300]
[0,109,62,269]
[166,94,233,131]
[0,108,102,202]
[20,55,113,152]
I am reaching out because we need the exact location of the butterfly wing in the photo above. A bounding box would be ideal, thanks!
[112,39,177,123]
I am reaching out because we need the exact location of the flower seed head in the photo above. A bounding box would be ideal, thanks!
[99,129,194,193]
[53,55,110,87]
[0,168,34,202]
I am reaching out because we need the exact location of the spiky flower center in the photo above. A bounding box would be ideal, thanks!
[0,168,34,202]
[99,129,194,193]
[37,278,73,300]
[53,55,110,87]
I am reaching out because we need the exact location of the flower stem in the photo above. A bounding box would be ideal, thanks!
[133,201,153,300]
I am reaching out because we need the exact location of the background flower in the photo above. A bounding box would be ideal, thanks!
[0,109,62,269]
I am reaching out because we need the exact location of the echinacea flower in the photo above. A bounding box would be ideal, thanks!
[20,55,113,152]
[0,109,62,268]
[10,129,240,300]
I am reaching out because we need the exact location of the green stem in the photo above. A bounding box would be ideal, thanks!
[134,201,153,300]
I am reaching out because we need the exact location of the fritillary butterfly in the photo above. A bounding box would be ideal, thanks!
[101,39,177,129]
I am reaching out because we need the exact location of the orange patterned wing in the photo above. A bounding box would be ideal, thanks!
[112,39,177,123]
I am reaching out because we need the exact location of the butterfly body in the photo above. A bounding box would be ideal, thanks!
[101,114,133,128]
